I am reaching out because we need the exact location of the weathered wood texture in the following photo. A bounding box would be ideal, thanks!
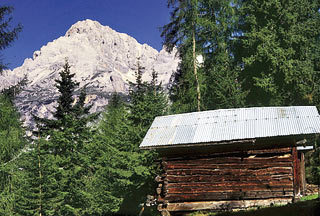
[158,147,294,204]
[299,152,306,195]
[292,147,301,198]
[158,198,292,212]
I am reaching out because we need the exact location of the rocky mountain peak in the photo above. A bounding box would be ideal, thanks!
[66,19,104,36]
[0,20,179,129]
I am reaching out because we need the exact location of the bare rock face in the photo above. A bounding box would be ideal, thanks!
[0,19,179,128]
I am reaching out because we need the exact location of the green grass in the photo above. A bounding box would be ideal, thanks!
[188,199,320,216]
[301,194,319,201]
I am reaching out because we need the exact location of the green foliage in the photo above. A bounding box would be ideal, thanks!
[87,93,132,214]
[169,53,205,113]
[128,64,168,142]
[300,194,319,201]
[162,0,205,113]
[121,65,167,215]
[14,139,62,216]
[236,0,320,106]
[16,61,95,215]
[0,94,27,216]
[0,5,24,215]
[200,0,247,109]
[87,63,168,215]
[54,61,80,120]
[0,5,22,73]
[163,0,247,112]
[0,94,25,163]
[1,75,28,102]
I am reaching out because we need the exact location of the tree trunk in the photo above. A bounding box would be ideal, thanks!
[193,29,201,112]
[38,138,42,216]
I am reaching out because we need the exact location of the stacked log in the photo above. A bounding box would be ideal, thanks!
[157,147,294,212]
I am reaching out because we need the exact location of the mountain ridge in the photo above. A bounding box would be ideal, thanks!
[0,19,179,129]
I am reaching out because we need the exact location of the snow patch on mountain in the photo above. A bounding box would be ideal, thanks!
[0,19,179,128]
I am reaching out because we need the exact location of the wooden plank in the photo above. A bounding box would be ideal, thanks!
[155,175,163,182]
[163,180,168,196]
[167,180,293,188]
[156,187,162,195]
[159,147,296,208]
[166,174,293,183]
[248,147,292,154]
[164,162,293,170]
[166,155,292,165]
[162,147,292,161]
[292,147,301,197]
[167,184,293,194]
[160,198,292,212]
[165,191,294,202]
[166,167,293,176]
[300,152,306,195]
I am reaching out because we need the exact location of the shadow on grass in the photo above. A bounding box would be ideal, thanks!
[214,199,320,216]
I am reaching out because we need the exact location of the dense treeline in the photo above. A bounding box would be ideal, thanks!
[1,0,320,215]
[164,0,320,112]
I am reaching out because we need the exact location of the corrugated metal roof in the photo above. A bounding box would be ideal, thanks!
[140,106,320,149]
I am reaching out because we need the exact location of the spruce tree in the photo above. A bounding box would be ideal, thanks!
[120,63,168,215]
[89,63,168,215]
[162,0,204,112]
[200,0,247,109]
[20,60,95,215]
[14,138,62,216]
[0,5,22,73]
[236,0,320,106]
[0,95,27,216]
[88,93,138,215]
[0,5,25,215]
[0,94,26,163]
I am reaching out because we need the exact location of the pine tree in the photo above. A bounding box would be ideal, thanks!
[200,0,247,109]
[128,62,168,147]
[0,5,22,73]
[236,0,320,106]
[120,63,168,215]
[0,94,26,163]
[162,0,204,112]
[87,93,137,215]
[19,60,95,215]
[88,63,168,215]
[0,94,27,215]
[0,5,24,215]
[14,138,62,216]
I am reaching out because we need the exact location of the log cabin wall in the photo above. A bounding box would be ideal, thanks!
[157,146,297,213]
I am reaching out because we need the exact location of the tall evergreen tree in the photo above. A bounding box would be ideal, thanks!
[0,6,24,213]
[0,94,27,216]
[0,94,26,163]
[88,62,168,215]
[14,138,62,216]
[120,63,168,215]
[200,0,247,109]
[19,60,95,215]
[236,0,320,106]
[162,0,204,112]
[88,94,138,214]
[128,64,168,143]
[0,5,22,73]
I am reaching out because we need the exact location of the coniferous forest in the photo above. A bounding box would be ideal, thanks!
[1,1,320,215]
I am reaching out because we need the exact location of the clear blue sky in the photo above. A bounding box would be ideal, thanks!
[1,0,171,69]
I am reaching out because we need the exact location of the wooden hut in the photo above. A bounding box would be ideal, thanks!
[139,106,320,215]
